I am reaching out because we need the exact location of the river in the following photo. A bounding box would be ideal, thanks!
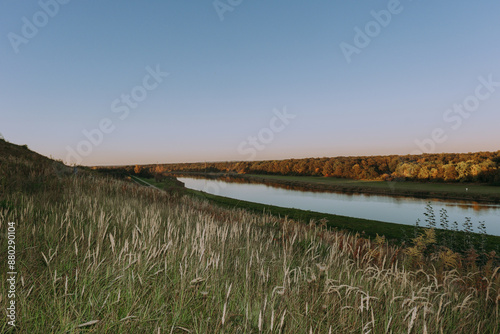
[178,177,500,236]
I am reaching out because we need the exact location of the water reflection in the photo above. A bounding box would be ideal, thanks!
[177,174,499,212]
[178,176,500,236]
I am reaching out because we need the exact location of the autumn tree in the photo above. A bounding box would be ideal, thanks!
[134,165,142,175]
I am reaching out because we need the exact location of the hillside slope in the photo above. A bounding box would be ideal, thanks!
[1,140,499,333]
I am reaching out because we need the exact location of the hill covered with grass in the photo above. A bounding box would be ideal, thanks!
[1,139,499,333]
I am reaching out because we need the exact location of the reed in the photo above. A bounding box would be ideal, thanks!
[1,158,499,333]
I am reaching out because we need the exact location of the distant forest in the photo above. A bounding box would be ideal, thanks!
[111,151,500,184]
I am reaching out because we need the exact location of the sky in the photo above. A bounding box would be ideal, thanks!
[1,1,500,166]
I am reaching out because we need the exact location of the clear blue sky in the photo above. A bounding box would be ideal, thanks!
[1,1,500,165]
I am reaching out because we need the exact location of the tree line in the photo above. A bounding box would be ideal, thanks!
[112,151,500,184]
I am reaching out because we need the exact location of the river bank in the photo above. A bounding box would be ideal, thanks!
[166,172,500,204]
[134,175,500,251]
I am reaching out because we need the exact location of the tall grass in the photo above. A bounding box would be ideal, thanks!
[1,158,499,332]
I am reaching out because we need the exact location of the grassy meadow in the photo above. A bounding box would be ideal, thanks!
[1,141,500,333]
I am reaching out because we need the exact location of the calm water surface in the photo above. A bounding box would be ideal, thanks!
[178,177,500,236]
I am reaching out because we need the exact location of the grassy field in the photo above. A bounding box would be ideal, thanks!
[1,140,500,333]
[190,189,500,252]
[136,176,500,253]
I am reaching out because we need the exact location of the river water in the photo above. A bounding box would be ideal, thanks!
[178,177,500,236]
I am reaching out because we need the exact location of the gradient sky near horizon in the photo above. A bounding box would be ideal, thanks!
[1,1,500,166]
